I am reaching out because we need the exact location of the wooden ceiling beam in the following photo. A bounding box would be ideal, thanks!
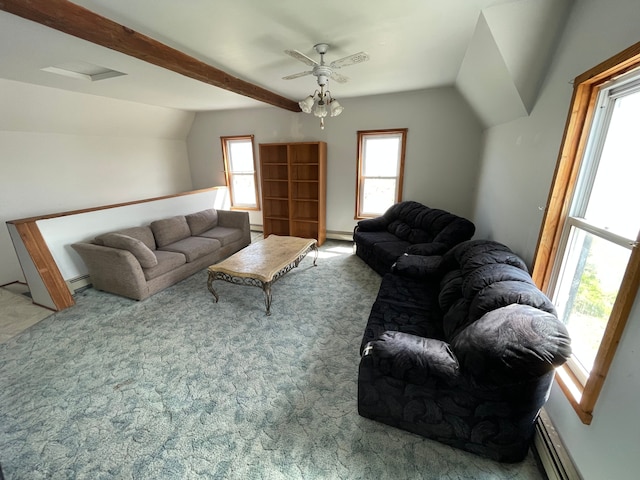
[0,0,301,112]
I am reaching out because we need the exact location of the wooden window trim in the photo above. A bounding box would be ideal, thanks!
[355,128,407,219]
[532,41,640,425]
[221,135,260,211]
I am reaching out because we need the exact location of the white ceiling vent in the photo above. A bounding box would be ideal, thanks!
[41,61,126,82]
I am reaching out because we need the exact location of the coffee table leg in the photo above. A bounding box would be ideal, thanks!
[312,243,318,266]
[207,272,219,303]
[263,282,272,316]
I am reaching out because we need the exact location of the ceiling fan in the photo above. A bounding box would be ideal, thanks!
[282,43,370,86]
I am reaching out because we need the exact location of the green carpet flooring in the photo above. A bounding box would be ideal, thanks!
[0,241,544,479]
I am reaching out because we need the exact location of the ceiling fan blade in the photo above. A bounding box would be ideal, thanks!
[284,49,318,67]
[282,71,313,80]
[329,51,370,69]
[330,71,349,84]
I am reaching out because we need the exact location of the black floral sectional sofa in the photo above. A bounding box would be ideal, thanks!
[354,203,571,462]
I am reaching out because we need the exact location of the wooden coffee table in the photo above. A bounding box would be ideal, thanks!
[207,235,318,315]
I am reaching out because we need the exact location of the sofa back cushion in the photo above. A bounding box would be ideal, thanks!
[186,209,218,235]
[150,216,191,248]
[439,239,559,345]
[96,226,156,251]
[451,304,572,383]
[469,281,557,323]
[99,233,158,268]
[382,201,475,246]
[462,263,534,301]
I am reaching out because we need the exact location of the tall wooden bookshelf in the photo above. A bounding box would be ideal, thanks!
[259,141,327,245]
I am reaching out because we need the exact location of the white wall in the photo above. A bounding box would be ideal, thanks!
[474,0,640,478]
[0,80,196,285]
[187,87,483,234]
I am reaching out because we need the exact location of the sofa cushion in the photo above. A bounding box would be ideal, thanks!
[451,304,572,383]
[375,241,412,267]
[442,298,472,341]
[186,209,218,236]
[392,254,443,278]
[438,269,464,312]
[361,301,445,354]
[143,250,187,281]
[387,220,412,240]
[360,273,444,352]
[96,226,156,251]
[150,216,191,248]
[99,233,158,268]
[354,230,400,247]
[197,226,244,246]
[159,237,221,262]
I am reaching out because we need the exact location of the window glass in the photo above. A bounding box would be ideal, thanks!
[583,90,640,239]
[356,129,407,218]
[227,140,255,173]
[221,135,259,210]
[362,136,402,177]
[554,227,630,377]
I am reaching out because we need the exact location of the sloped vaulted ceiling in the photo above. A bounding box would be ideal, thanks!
[456,0,573,127]
[0,0,573,124]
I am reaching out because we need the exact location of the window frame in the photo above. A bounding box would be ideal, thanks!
[532,41,640,425]
[220,135,260,211]
[355,128,408,219]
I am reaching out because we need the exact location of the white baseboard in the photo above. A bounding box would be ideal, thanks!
[534,408,582,480]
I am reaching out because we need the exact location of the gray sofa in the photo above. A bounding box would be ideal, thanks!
[72,208,250,300]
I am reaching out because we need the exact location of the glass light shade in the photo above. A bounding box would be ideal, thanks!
[313,100,327,118]
[298,95,315,113]
[329,99,343,117]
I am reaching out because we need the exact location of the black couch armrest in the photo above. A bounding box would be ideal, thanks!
[392,254,443,278]
[406,241,449,256]
[356,215,389,232]
[361,331,460,385]
[432,217,476,247]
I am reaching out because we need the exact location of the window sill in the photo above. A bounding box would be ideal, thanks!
[555,365,593,425]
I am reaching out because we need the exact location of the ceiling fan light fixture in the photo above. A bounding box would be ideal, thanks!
[299,95,315,113]
[286,43,368,128]
[313,100,328,118]
[329,99,343,117]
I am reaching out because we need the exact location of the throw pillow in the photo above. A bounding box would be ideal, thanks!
[100,233,158,268]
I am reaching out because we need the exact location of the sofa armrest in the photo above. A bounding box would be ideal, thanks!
[392,254,443,278]
[406,242,449,256]
[217,209,249,230]
[71,243,149,300]
[432,217,476,247]
[361,331,460,385]
[356,215,389,232]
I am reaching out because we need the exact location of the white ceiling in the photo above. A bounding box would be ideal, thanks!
[0,0,560,113]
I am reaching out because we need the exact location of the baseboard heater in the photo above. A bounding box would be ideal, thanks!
[250,227,354,243]
[65,274,91,294]
[533,408,581,480]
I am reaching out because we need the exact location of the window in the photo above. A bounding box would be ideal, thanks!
[221,135,259,210]
[532,43,640,425]
[356,129,407,218]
